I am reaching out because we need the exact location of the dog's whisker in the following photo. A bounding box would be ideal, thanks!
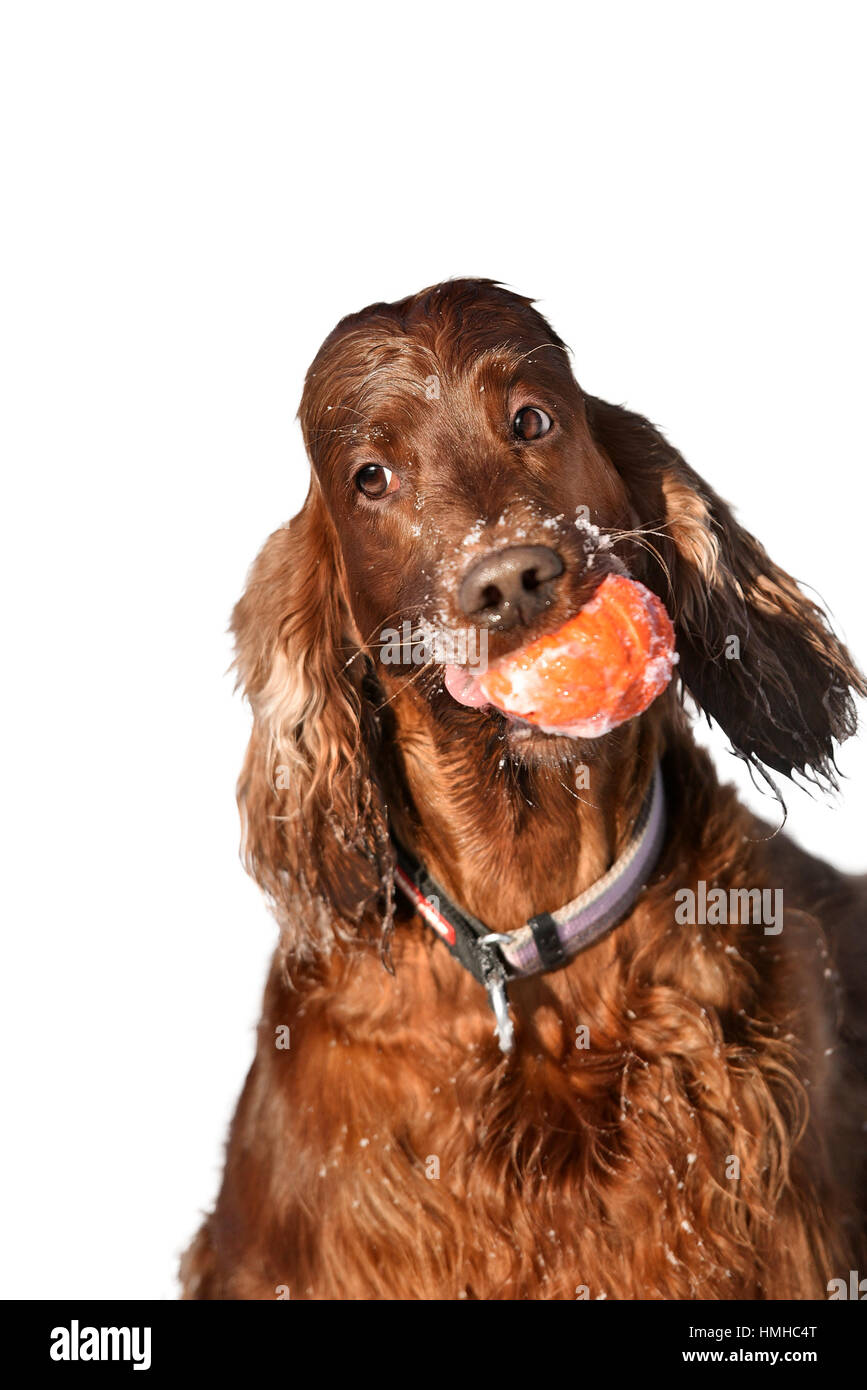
[373,658,443,712]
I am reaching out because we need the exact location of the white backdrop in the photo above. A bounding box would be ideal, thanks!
[2,1,865,1299]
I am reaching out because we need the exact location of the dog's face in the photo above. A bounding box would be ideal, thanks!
[300,283,644,755]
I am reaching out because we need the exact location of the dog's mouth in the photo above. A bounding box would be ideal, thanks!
[443,664,490,709]
[443,660,620,741]
[441,575,678,742]
[443,665,539,729]
[442,665,555,747]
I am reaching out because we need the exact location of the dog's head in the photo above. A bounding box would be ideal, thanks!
[234,279,864,957]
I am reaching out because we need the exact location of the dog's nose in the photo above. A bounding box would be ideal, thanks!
[458,544,565,629]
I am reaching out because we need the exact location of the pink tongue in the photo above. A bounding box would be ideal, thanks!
[444,664,489,708]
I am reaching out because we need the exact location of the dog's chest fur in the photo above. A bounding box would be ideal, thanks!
[191,893,851,1301]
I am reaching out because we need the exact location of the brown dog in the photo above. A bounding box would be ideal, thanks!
[182,279,867,1299]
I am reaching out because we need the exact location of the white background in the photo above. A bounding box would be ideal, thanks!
[2,2,865,1299]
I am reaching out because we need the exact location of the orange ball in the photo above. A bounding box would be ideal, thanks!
[479,574,676,736]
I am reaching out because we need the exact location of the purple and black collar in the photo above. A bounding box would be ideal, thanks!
[393,762,667,1053]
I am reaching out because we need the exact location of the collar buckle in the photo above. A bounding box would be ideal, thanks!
[478,933,515,1054]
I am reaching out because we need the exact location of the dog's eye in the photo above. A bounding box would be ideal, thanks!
[512,407,552,441]
[355,464,399,499]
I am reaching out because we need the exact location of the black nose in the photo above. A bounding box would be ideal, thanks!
[458,544,565,629]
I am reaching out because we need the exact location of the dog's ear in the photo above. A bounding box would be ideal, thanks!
[232,479,392,966]
[586,396,866,789]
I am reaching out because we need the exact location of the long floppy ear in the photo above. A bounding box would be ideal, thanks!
[586,396,866,790]
[232,479,392,967]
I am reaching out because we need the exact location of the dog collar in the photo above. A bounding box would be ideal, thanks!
[394,762,667,1053]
